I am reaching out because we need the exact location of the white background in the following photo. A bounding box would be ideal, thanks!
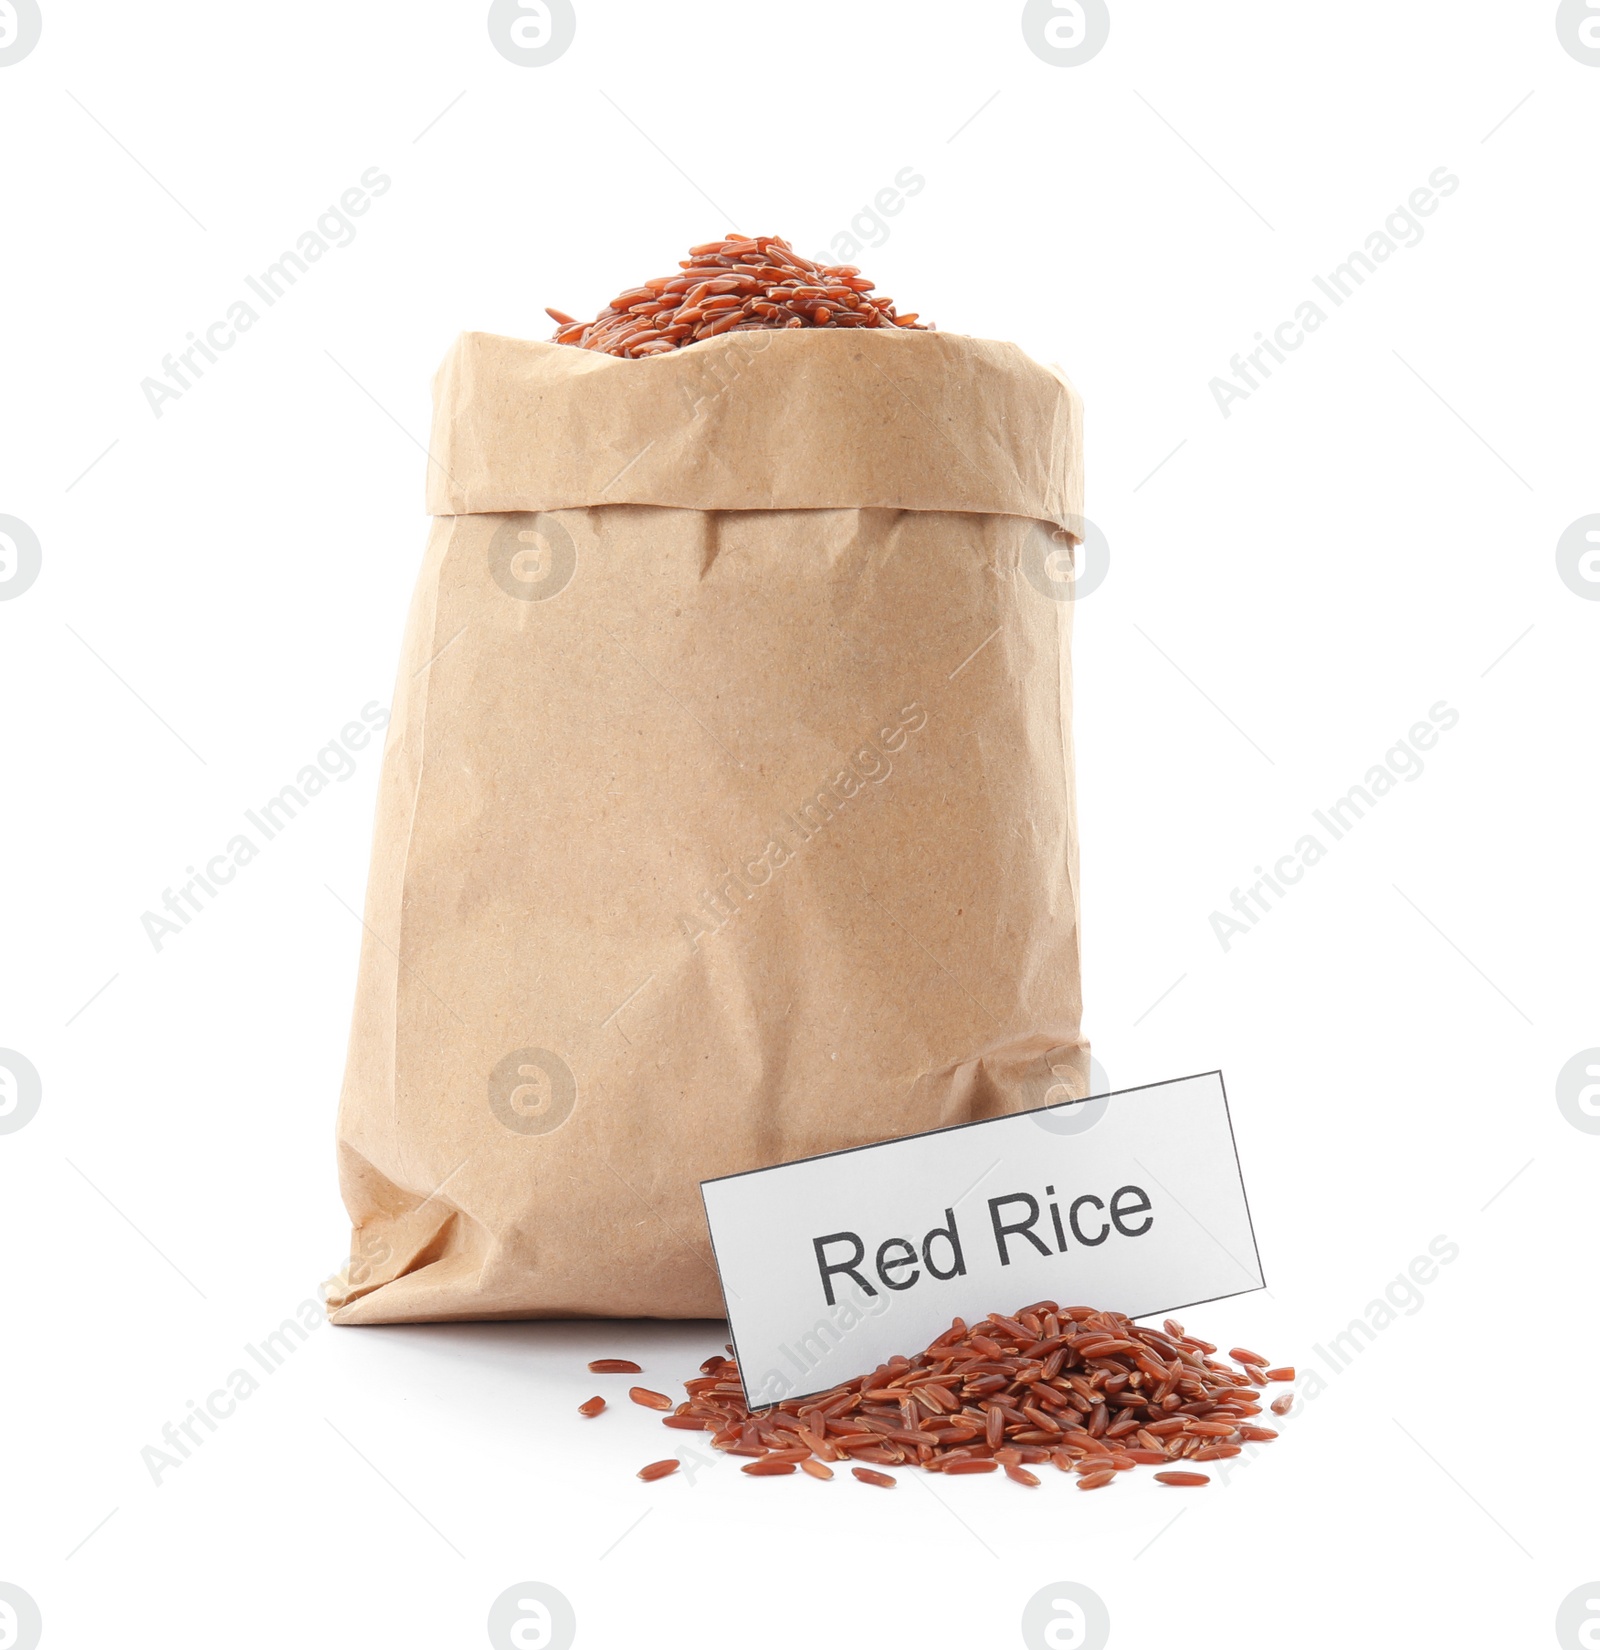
[2,3,1596,1647]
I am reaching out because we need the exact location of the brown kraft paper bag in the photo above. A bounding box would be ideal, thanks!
[329,325,1088,1324]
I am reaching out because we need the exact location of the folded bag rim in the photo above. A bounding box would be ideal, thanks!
[425,328,1085,536]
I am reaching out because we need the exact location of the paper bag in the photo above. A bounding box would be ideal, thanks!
[329,326,1088,1323]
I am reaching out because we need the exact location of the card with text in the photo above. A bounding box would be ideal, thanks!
[700,1071,1263,1407]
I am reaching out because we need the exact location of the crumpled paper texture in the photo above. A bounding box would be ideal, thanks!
[330,327,1089,1323]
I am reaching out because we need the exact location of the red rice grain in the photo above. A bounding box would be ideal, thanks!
[577,1396,606,1417]
[591,1302,1290,1492]
[1265,1366,1295,1382]
[1271,1394,1295,1416]
[589,1359,643,1374]
[637,1459,679,1482]
[548,236,932,358]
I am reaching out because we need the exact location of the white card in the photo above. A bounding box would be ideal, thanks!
[700,1071,1263,1407]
